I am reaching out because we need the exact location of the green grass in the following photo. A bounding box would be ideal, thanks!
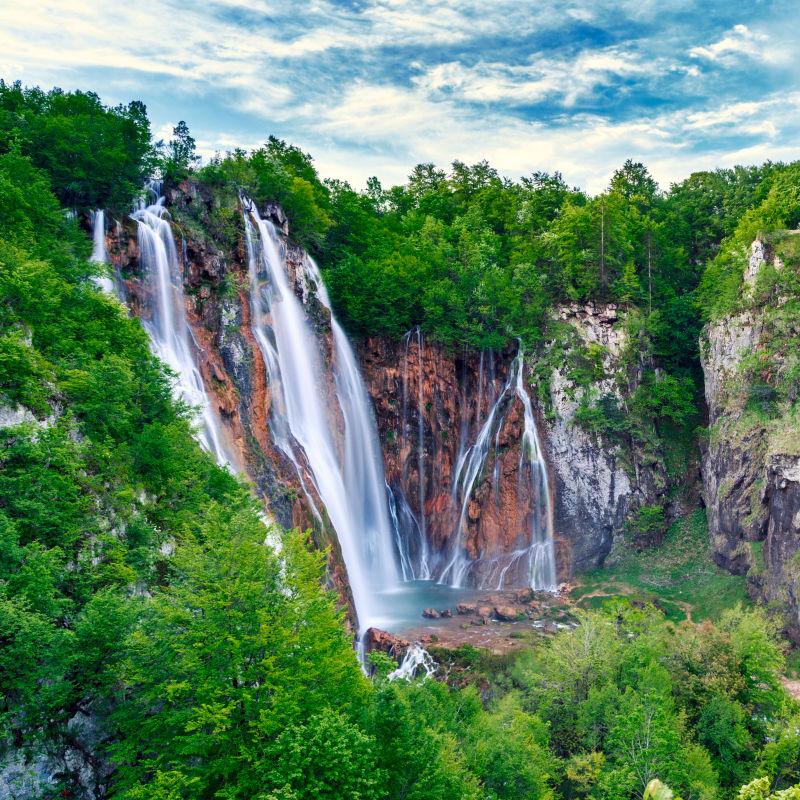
[571,509,751,623]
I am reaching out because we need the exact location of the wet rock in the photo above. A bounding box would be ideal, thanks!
[363,627,409,659]
[440,609,452,618]
[493,605,521,621]
[422,607,440,619]
[456,602,477,615]
[211,362,227,384]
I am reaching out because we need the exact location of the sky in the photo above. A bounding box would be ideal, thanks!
[1,0,798,193]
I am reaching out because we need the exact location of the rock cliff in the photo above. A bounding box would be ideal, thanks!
[545,303,639,569]
[701,237,800,642]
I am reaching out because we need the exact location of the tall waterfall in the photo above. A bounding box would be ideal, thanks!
[243,201,400,637]
[89,210,115,294]
[131,193,235,469]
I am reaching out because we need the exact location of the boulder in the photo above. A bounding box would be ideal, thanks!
[363,627,409,659]
[493,605,521,621]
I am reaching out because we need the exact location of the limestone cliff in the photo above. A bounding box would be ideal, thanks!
[543,303,658,569]
[359,335,567,586]
[701,237,800,642]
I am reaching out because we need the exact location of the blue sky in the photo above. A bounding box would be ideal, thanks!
[1,0,798,192]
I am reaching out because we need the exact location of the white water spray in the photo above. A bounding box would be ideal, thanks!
[513,351,557,591]
[243,201,400,639]
[438,347,557,591]
[388,644,437,681]
[131,192,235,469]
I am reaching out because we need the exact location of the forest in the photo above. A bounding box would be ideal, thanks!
[0,80,799,800]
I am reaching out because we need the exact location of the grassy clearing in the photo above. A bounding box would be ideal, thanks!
[571,508,751,623]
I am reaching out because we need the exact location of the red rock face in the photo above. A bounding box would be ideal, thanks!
[359,335,566,587]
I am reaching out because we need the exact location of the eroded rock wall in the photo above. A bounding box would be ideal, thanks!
[701,239,800,642]
[545,304,636,569]
[359,335,566,586]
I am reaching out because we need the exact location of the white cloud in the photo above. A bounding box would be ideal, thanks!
[296,79,798,193]
[689,23,774,64]
[414,47,656,107]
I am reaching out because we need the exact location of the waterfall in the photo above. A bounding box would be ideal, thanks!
[242,201,399,638]
[131,193,235,469]
[438,347,557,591]
[512,350,558,591]
[89,210,115,294]
[439,359,517,587]
[388,644,437,681]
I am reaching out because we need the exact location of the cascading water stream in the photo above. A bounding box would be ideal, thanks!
[388,644,437,681]
[242,201,400,640]
[131,193,235,469]
[89,209,115,294]
[513,351,558,591]
[437,347,557,590]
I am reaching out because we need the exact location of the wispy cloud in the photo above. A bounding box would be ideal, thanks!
[414,47,660,107]
[689,24,773,64]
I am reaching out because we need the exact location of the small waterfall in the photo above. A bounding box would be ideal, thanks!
[89,210,115,294]
[243,201,399,638]
[438,348,557,591]
[439,360,517,587]
[131,193,235,469]
[513,351,558,591]
[388,644,437,681]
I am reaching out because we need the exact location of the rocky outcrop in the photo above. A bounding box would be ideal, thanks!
[545,303,636,568]
[701,238,800,642]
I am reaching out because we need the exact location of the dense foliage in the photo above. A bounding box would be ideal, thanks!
[197,141,789,355]
[2,82,799,800]
[0,81,153,212]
